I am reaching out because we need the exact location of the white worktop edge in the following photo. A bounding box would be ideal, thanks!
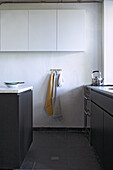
[0,85,33,93]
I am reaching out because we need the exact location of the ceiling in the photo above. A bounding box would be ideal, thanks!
[0,0,103,4]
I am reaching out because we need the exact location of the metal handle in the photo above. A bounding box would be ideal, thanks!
[84,96,90,100]
[92,70,101,79]
[84,110,91,117]
[92,70,100,73]
[84,96,88,100]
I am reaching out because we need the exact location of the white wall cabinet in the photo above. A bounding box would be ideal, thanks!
[29,10,56,51]
[0,9,85,51]
[57,10,86,51]
[1,10,28,51]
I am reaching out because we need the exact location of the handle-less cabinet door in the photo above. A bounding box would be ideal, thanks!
[91,102,104,164]
[0,90,33,169]
[1,10,28,51]
[57,10,86,51]
[29,10,56,51]
[104,111,113,170]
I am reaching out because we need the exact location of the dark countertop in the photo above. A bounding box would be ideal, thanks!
[88,85,113,97]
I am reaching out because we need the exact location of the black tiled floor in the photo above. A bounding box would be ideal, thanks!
[16,131,103,170]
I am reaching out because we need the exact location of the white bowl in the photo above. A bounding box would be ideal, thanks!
[4,82,24,88]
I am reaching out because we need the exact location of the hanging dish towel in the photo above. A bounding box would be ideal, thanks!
[52,71,63,119]
[58,71,64,87]
[45,72,54,116]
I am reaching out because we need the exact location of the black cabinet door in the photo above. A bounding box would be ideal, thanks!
[0,90,33,169]
[104,111,113,170]
[19,90,33,164]
[91,102,104,164]
[0,93,19,168]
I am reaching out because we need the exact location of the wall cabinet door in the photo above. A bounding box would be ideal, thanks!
[29,10,56,51]
[104,111,113,170]
[57,10,86,51]
[1,10,28,51]
[91,102,104,164]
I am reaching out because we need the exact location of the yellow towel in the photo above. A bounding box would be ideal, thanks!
[45,72,54,115]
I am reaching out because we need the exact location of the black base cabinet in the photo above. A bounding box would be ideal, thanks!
[0,90,33,169]
[104,111,113,170]
[91,89,113,170]
[91,102,104,164]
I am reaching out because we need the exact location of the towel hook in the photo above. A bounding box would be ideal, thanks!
[50,69,62,72]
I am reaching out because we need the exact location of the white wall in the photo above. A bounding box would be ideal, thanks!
[0,3,102,127]
[103,0,113,84]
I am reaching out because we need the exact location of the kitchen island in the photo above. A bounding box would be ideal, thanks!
[89,85,113,170]
[0,86,33,169]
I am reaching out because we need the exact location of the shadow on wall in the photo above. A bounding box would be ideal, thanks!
[34,79,84,127]
[59,86,84,127]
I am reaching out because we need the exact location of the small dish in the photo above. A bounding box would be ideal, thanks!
[4,82,24,88]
